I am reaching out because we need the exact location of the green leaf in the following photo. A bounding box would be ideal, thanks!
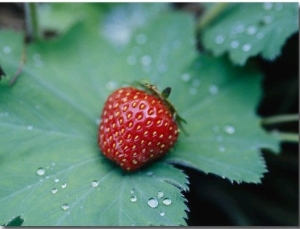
[0,3,279,226]
[201,3,298,65]
[166,55,279,183]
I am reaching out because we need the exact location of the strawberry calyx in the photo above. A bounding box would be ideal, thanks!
[134,81,188,135]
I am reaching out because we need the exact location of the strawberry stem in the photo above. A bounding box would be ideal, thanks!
[134,81,188,135]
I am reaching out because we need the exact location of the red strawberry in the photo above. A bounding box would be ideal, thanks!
[98,83,185,171]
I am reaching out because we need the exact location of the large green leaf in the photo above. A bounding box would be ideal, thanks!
[0,3,278,226]
[201,3,298,65]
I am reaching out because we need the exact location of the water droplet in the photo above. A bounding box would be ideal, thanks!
[247,25,257,35]
[130,195,137,202]
[181,73,191,82]
[242,43,251,52]
[209,85,219,95]
[61,203,69,211]
[0,112,9,117]
[215,35,225,44]
[51,188,58,194]
[91,180,99,188]
[141,55,152,66]
[263,2,273,10]
[3,45,11,54]
[146,171,153,177]
[219,146,225,152]
[61,183,67,189]
[147,198,158,208]
[262,15,273,24]
[224,125,235,134]
[216,135,223,142]
[256,32,264,40]
[127,55,136,65]
[189,87,197,95]
[158,63,168,73]
[106,81,118,91]
[160,211,165,216]
[230,40,239,49]
[192,79,200,87]
[275,3,282,11]
[36,168,45,176]
[95,118,101,125]
[130,189,135,194]
[233,24,245,34]
[162,198,172,206]
[135,33,147,45]
[27,125,33,131]
[157,191,164,199]
[54,178,59,183]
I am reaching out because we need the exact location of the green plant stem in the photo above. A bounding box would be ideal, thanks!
[276,132,299,143]
[261,114,299,126]
[9,38,27,86]
[24,3,40,41]
[196,3,229,34]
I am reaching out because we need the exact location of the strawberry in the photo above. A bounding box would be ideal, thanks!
[98,82,185,171]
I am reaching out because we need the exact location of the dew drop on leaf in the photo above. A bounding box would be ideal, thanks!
[275,3,283,11]
[106,81,118,90]
[91,180,99,188]
[224,125,235,134]
[242,43,252,52]
[27,125,33,131]
[130,195,137,202]
[230,40,239,49]
[246,25,257,35]
[2,45,11,54]
[209,84,219,95]
[147,198,158,208]
[262,15,273,24]
[141,55,152,66]
[135,33,147,45]
[54,178,60,183]
[61,203,69,211]
[36,168,45,176]
[157,191,164,199]
[256,33,265,42]
[219,146,226,152]
[61,183,67,189]
[130,189,135,194]
[263,2,273,10]
[189,87,197,95]
[181,73,191,82]
[160,211,165,216]
[126,55,136,65]
[214,34,225,44]
[192,78,200,87]
[51,188,58,194]
[162,198,172,206]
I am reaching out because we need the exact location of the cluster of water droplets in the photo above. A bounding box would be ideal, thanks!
[129,188,172,217]
[212,124,236,153]
[212,2,286,55]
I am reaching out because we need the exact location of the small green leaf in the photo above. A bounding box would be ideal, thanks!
[201,3,298,65]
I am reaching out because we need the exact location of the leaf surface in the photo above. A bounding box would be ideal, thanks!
[201,3,298,65]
